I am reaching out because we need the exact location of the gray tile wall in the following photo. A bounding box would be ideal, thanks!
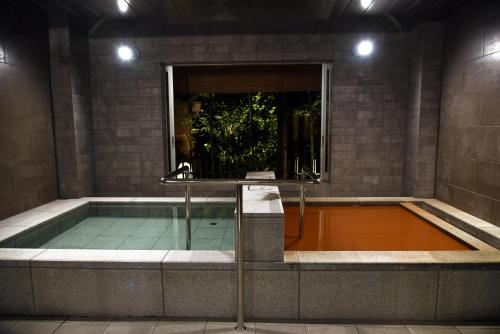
[0,6,58,220]
[403,23,443,198]
[89,33,409,196]
[436,3,500,226]
[49,27,95,198]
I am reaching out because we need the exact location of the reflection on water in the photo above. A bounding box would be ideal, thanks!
[284,205,471,251]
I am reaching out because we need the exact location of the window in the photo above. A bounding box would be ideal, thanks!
[165,64,330,180]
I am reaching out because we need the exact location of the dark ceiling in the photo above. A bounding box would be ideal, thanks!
[5,0,468,36]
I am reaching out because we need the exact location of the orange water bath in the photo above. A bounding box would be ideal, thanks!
[284,205,471,251]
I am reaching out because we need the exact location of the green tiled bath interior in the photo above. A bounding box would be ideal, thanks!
[0,203,236,250]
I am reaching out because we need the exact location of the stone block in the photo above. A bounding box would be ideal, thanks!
[244,217,283,262]
[299,270,438,320]
[32,267,163,316]
[163,269,235,318]
[0,267,35,314]
[436,270,500,320]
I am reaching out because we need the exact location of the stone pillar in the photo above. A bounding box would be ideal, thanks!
[403,23,443,198]
[49,26,94,198]
[243,171,284,262]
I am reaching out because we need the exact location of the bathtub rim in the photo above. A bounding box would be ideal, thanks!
[0,196,498,270]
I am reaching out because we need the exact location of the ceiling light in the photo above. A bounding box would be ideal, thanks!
[117,45,139,61]
[353,40,374,57]
[117,0,129,13]
[361,0,373,9]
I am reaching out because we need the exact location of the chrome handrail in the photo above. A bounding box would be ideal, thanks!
[160,165,189,182]
[298,166,319,239]
[301,166,319,181]
[160,168,320,332]
[160,178,319,186]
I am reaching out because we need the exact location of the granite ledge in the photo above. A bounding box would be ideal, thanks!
[0,227,29,243]
[401,202,495,251]
[282,196,417,204]
[162,250,235,270]
[0,248,46,267]
[294,251,500,270]
[30,249,168,269]
[161,250,298,271]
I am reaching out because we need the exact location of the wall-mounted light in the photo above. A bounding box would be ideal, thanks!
[0,38,5,63]
[353,40,374,57]
[361,0,374,10]
[117,0,129,13]
[116,45,140,62]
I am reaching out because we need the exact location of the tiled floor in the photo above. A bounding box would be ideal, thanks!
[39,217,235,251]
[0,319,499,334]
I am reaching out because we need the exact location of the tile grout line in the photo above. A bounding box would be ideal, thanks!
[297,267,301,321]
[160,250,169,316]
[49,318,66,334]
[28,248,48,315]
[100,319,112,334]
[434,270,440,321]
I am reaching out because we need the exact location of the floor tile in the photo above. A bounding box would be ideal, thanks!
[118,237,159,250]
[153,321,205,334]
[357,326,410,334]
[45,234,94,249]
[3,320,63,334]
[54,320,110,334]
[162,229,187,238]
[152,238,186,250]
[220,239,235,251]
[144,218,174,227]
[71,221,114,236]
[456,327,500,334]
[197,220,228,229]
[255,323,306,334]
[191,238,223,250]
[132,225,168,238]
[306,324,358,334]
[103,321,157,334]
[117,218,147,224]
[193,227,226,239]
[205,322,256,333]
[408,326,461,334]
[90,217,120,224]
[101,223,141,237]
[84,236,126,250]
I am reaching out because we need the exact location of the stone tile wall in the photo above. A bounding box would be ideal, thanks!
[49,27,95,198]
[0,6,58,220]
[403,23,443,197]
[436,2,500,226]
[89,33,409,196]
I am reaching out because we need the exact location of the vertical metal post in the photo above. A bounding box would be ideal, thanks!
[299,185,305,239]
[184,169,191,250]
[235,184,245,332]
[294,157,300,178]
[166,65,176,172]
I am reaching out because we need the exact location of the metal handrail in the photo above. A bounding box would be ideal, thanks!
[160,168,320,332]
[160,165,189,182]
[160,178,320,186]
[301,166,319,181]
[298,166,319,239]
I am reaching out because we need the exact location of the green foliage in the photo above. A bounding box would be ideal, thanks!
[191,92,279,177]
[292,96,321,117]
[292,96,321,166]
